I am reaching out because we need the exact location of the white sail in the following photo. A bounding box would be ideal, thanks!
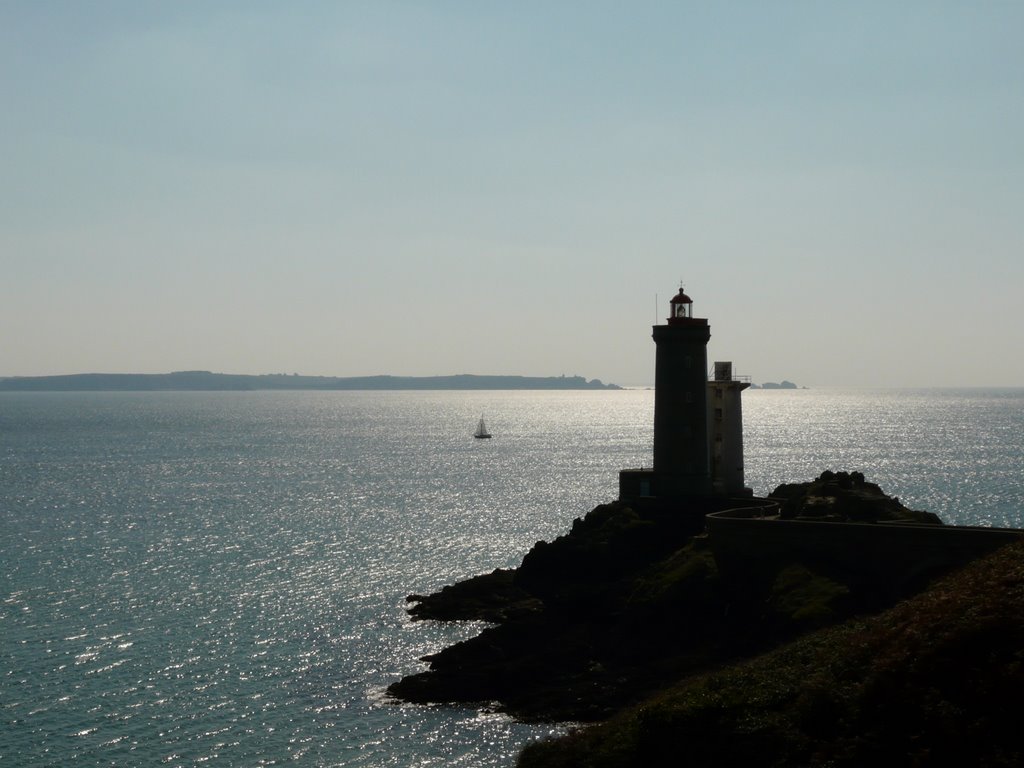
[474,416,491,438]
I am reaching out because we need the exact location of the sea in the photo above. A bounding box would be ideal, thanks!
[2,388,1023,767]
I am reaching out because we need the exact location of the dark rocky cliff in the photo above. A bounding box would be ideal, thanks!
[388,473,990,722]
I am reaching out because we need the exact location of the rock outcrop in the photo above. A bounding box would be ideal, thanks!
[769,470,942,524]
[388,473,956,723]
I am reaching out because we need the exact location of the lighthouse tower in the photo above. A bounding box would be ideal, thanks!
[651,287,712,496]
[619,286,713,501]
[620,285,752,504]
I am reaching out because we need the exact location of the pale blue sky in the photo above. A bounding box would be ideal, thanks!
[2,2,1022,386]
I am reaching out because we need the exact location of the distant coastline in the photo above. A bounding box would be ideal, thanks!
[0,371,621,392]
[749,380,800,389]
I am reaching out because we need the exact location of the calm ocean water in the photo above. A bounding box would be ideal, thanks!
[2,388,1023,766]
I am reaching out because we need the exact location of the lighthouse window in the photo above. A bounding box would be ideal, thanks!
[685,392,693,403]
[685,356,692,369]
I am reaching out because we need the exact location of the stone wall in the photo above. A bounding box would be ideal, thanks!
[706,503,1023,596]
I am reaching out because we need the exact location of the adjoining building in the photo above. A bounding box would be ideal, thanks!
[708,361,752,496]
[619,286,752,501]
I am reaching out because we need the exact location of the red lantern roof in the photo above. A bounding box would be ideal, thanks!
[670,288,692,305]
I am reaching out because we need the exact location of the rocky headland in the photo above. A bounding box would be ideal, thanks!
[388,472,1024,765]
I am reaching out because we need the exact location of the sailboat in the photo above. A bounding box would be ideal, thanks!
[474,416,492,439]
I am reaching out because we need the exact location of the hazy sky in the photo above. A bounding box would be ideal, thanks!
[3,2,1022,387]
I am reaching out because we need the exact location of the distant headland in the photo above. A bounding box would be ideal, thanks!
[750,379,800,389]
[0,371,621,392]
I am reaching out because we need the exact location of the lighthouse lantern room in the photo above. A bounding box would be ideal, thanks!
[668,287,694,323]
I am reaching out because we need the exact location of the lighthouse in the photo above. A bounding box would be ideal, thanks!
[620,285,750,503]
[651,286,712,496]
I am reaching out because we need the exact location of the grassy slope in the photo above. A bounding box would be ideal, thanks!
[519,539,1024,767]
